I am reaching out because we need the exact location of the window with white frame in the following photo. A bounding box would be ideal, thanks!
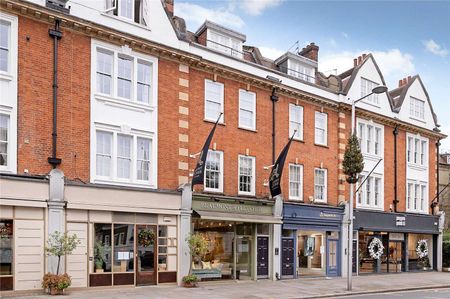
[410,97,425,120]
[360,77,380,105]
[238,89,256,130]
[289,104,303,140]
[407,181,427,213]
[356,173,383,209]
[105,0,150,26]
[314,168,327,202]
[356,120,383,156]
[95,130,152,185]
[95,47,154,105]
[207,30,243,58]
[0,114,9,166]
[314,112,327,146]
[204,79,224,123]
[204,150,223,192]
[289,164,303,200]
[406,134,427,167]
[288,60,315,83]
[0,20,10,73]
[238,155,255,195]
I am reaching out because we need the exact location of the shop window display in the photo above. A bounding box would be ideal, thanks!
[408,234,433,271]
[0,220,13,291]
[93,223,112,273]
[358,232,388,273]
[297,231,325,276]
[113,224,134,273]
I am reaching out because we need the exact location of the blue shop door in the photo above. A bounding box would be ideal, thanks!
[326,239,339,277]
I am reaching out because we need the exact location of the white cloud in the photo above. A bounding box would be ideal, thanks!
[239,0,284,16]
[175,2,245,29]
[319,49,415,88]
[423,39,448,57]
[259,46,285,60]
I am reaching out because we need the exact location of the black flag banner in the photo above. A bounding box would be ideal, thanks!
[269,131,296,197]
[191,113,223,189]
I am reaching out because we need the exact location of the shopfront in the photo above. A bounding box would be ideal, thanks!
[354,210,439,274]
[282,203,344,278]
[191,196,281,281]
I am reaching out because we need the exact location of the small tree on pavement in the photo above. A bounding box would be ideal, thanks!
[45,231,80,274]
[343,133,364,184]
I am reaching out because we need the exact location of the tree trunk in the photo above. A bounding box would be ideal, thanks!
[57,255,61,275]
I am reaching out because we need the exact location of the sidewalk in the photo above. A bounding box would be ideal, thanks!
[4,272,450,299]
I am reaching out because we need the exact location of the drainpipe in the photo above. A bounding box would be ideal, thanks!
[271,88,279,164]
[48,20,62,167]
[393,125,399,212]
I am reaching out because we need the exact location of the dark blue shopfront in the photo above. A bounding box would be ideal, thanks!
[282,204,344,278]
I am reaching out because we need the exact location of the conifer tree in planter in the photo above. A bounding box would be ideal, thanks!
[343,133,364,184]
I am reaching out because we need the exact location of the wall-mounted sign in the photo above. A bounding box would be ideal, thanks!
[193,199,273,216]
[396,216,406,227]
[320,211,339,218]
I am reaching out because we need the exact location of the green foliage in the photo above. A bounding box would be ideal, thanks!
[186,233,208,260]
[343,133,364,184]
[45,231,80,274]
[182,274,199,284]
[42,273,71,291]
[94,241,108,269]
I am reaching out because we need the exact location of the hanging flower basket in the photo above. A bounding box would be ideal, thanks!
[0,222,13,239]
[416,239,428,259]
[138,229,155,247]
[368,237,384,260]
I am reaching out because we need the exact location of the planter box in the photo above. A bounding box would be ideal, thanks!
[442,267,450,272]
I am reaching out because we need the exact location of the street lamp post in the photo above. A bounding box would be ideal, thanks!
[347,85,387,291]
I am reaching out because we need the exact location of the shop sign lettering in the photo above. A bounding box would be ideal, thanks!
[195,201,271,215]
[396,216,406,226]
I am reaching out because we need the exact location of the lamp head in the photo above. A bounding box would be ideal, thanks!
[372,85,388,94]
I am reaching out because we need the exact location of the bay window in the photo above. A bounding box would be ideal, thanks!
[407,133,428,167]
[289,104,303,140]
[289,164,303,200]
[238,155,255,195]
[95,47,154,105]
[356,120,383,156]
[406,181,427,213]
[356,173,383,209]
[204,150,223,192]
[95,130,153,186]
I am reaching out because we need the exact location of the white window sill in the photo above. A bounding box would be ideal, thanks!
[406,210,429,215]
[203,187,223,193]
[407,163,427,171]
[238,126,257,132]
[101,13,151,32]
[409,116,426,123]
[355,205,384,211]
[95,93,154,113]
[93,178,156,189]
[313,199,327,204]
[204,118,225,126]
[238,191,256,197]
[0,72,13,82]
[292,137,304,142]
[289,197,303,202]
[362,153,382,161]
[0,168,16,174]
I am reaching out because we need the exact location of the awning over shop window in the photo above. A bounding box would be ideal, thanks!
[193,210,282,224]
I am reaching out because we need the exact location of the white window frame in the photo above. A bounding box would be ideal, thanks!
[204,79,224,123]
[207,29,243,59]
[406,180,428,214]
[360,77,380,105]
[0,19,10,74]
[289,164,303,201]
[204,150,224,193]
[356,172,383,210]
[238,89,256,131]
[94,44,156,107]
[105,0,149,26]
[406,133,428,169]
[314,111,327,146]
[314,168,327,202]
[0,114,9,169]
[94,127,154,187]
[287,59,315,83]
[289,103,303,141]
[356,119,384,157]
[238,155,255,196]
[409,96,425,120]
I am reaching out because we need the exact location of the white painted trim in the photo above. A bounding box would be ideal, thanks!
[314,168,327,203]
[314,111,328,146]
[238,89,256,131]
[289,103,304,141]
[203,150,224,193]
[204,79,225,123]
[288,163,303,201]
[237,154,256,196]
[0,11,17,174]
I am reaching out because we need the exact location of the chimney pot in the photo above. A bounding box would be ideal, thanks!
[353,58,358,67]
[403,78,407,85]
[398,79,403,87]
[358,56,362,65]
[407,75,412,82]
[362,53,367,59]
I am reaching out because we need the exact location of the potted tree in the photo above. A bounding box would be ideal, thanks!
[42,231,80,295]
[94,241,107,273]
[183,233,208,287]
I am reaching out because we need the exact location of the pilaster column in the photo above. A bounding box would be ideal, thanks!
[178,183,193,285]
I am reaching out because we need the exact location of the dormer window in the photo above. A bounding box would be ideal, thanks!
[195,21,246,59]
[274,50,317,84]
[410,97,425,119]
[288,60,314,83]
[105,0,149,26]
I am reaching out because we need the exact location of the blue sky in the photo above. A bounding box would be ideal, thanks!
[175,0,450,150]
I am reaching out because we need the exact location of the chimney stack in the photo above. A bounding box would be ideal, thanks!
[298,42,319,62]
[357,56,362,65]
[398,79,403,87]
[353,58,358,67]
[164,0,174,17]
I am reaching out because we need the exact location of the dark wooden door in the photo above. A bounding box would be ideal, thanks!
[136,225,157,286]
[257,236,269,276]
[281,238,294,276]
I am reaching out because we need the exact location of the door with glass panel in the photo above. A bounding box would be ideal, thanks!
[388,241,403,273]
[236,236,252,280]
[136,225,157,285]
[326,239,338,276]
